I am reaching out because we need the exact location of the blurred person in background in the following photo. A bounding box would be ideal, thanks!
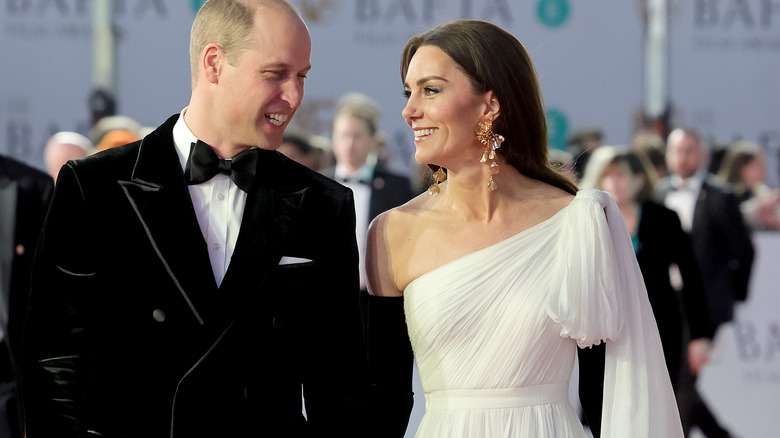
[718,141,780,231]
[655,128,754,332]
[566,126,603,182]
[654,127,754,438]
[278,131,328,171]
[88,114,141,147]
[583,147,713,390]
[94,129,142,153]
[548,148,578,183]
[0,153,53,438]
[322,91,413,316]
[631,129,668,179]
[43,132,94,182]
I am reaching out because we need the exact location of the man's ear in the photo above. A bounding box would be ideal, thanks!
[201,43,222,84]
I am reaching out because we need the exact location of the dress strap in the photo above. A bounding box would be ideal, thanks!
[424,382,569,411]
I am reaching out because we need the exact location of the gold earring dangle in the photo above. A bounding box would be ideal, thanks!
[476,116,504,191]
[428,166,447,196]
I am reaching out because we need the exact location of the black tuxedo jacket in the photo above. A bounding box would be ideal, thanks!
[0,156,53,359]
[321,165,413,225]
[635,201,712,385]
[0,155,53,438]
[21,115,369,438]
[366,167,413,224]
[654,175,755,332]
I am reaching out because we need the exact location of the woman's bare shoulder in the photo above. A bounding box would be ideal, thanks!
[370,191,431,236]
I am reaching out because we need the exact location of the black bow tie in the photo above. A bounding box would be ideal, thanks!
[184,140,258,192]
[341,176,370,186]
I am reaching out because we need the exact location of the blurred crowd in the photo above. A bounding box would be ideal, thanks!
[2,93,776,438]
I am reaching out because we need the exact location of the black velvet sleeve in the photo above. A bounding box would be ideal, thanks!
[22,163,94,438]
[577,342,606,438]
[366,295,414,438]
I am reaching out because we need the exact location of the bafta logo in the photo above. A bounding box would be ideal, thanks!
[298,0,340,24]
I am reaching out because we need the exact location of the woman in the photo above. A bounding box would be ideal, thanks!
[365,20,683,438]
[585,148,713,388]
[718,141,780,230]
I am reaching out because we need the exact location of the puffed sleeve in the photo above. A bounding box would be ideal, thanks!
[546,189,683,438]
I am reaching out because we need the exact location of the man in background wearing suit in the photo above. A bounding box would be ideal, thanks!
[321,92,414,319]
[21,1,368,437]
[0,154,53,438]
[654,127,754,438]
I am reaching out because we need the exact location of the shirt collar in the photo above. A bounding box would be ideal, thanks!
[671,171,705,192]
[335,161,375,184]
[172,107,198,173]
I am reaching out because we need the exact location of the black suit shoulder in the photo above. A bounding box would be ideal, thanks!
[369,165,413,221]
[0,155,53,192]
[373,166,411,185]
[67,139,142,180]
[640,201,681,232]
[702,174,734,193]
[283,155,351,198]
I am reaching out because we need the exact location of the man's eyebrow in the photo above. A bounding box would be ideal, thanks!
[262,62,312,72]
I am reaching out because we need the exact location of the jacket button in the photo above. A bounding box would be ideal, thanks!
[152,309,166,322]
[272,316,284,329]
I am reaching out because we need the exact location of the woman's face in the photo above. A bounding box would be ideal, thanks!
[600,164,642,207]
[401,45,492,168]
[740,155,766,190]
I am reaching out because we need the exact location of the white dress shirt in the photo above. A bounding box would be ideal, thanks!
[664,172,704,232]
[335,162,374,290]
[173,109,247,287]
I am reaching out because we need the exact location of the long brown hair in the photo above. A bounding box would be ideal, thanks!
[401,19,577,195]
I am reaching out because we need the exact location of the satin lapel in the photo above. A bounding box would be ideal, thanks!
[219,152,307,297]
[0,177,17,321]
[117,118,217,325]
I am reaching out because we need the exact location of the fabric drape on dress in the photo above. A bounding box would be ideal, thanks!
[548,189,683,438]
[403,189,683,437]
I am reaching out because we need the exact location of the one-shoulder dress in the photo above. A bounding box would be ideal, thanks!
[403,189,683,438]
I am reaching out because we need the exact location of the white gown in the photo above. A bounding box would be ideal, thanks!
[404,189,684,438]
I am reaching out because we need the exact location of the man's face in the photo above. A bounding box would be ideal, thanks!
[668,133,703,179]
[216,7,311,151]
[332,113,377,173]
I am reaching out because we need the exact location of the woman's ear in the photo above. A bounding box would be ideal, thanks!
[485,91,501,120]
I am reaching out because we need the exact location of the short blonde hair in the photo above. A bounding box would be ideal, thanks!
[333,92,381,137]
[189,0,301,88]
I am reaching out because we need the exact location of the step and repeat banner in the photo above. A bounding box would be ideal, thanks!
[695,232,780,438]
[669,0,780,187]
[2,0,648,176]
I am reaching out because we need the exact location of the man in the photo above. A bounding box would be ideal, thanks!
[654,127,754,438]
[22,1,368,437]
[43,131,94,182]
[322,92,413,294]
[655,128,754,332]
[0,154,53,438]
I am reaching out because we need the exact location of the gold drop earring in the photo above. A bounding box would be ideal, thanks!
[428,166,447,196]
[476,116,504,191]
